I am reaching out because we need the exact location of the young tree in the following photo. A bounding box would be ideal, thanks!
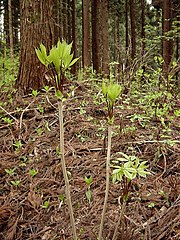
[16,0,58,94]
[82,0,91,68]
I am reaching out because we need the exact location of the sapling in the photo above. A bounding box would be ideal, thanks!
[36,40,79,240]
[98,81,121,240]
[111,152,150,240]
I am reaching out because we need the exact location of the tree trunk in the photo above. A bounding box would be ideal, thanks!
[141,0,146,81]
[82,0,91,68]
[162,0,173,85]
[4,0,10,47]
[129,0,136,59]
[62,0,67,40]
[92,0,101,73]
[101,0,109,75]
[12,0,20,50]
[125,0,129,68]
[67,0,72,43]
[71,0,76,74]
[8,0,14,63]
[16,0,58,94]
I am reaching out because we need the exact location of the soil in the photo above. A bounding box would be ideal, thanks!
[0,81,179,240]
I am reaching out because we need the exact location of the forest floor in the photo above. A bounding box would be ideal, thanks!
[0,79,179,240]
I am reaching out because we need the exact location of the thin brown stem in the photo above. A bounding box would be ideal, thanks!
[58,100,77,240]
[112,200,127,240]
[98,124,112,240]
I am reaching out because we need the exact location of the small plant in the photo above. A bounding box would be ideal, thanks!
[37,104,44,113]
[36,40,79,240]
[148,202,155,208]
[98,80,121,240]
[84,175,93,203]
[41,200,49,209]
[111,152,150,240]
[58,194,65,208]
[2,117,13,125]
[13,140,22,151]
[10,180,21,187]
[32,89,39,97]
[29,168,38,177]
[5,168,16,176]
[36,127,43,135]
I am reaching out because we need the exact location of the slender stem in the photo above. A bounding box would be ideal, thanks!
[98,124,112,240]
[58,100,77,240]
[112,201,127,240]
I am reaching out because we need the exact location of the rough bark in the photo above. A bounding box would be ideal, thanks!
[62,0,67,40]
[8,0,14,62]
[129,0,136,59]
[125,0,129,67]
[101,0,109,75]
[16,0,58,94]
[82,0,91,68]
[92,0,101,73]
[162,0,173,83]
[71,0,76,74]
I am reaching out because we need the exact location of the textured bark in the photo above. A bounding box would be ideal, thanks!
[141,0,145,57]
[16,0,58,94]
[162,0,173,82]
[71,0,76,73]
[82,0,91,68]
[12,0,20,49]
[62,0,67,40]
[4,0,10,47]
[92,0,101,73]
[67,0,72,43]
[101,0,109,75]
[8,0,14,62]
[125,0,129,67]
[129,0,136,59]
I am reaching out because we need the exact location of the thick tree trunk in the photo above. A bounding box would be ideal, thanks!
[92,0,101,73]
[129,0,136,60]
[101,0,109,75]
[125,0,129,68]
[62,0,67,40]
[16,0,58,94]
[12,0,20,49]
[162,0,173,84]
[8,0,14,63]
[4,0,10,47]
[71,0,76,74]
[141,0,146,81]
[82,0,91,68]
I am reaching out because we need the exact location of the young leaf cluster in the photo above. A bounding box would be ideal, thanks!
[35,40,79,94]
[111,152,150,183]
[102,81,121,122]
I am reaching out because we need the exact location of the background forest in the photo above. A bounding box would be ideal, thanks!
[0,0,180,240]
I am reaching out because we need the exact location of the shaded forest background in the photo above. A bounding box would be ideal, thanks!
[0,1,180,240]
[0,0,179,93]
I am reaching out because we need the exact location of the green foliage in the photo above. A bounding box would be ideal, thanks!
[0,51,19,90]
[29,169,38,177]
[35,40,79,94]
[102,80,121,123]
[111,152,150,184]
[10,180,21,187]
[84,176,93,203]
[5,168,16,176]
